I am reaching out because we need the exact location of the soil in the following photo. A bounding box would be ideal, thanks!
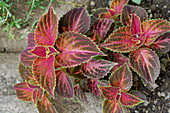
[0,0,169,113]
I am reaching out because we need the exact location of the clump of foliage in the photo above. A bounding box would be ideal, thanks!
[0,0,22,40]
[13,0,170,113]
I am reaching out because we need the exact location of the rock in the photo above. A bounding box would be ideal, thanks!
[150,4,156,11]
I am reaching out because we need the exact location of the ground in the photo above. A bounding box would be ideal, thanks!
[0,0,169,113]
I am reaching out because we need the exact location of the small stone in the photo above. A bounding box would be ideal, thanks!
[146,110,148,113]
[150,4,156,11]
[154,99,158,104]
[149,13,153,18]
[148,9,151,13]
[154,14,160,18]
[163,5,167,9]
[158,92,161,96]
[90,1,95,6]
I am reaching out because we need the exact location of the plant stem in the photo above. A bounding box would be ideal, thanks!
[24,0,35,23]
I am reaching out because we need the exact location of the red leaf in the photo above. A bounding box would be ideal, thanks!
[129,48,160,84]
[55,70,73,98]
[59,7,90,34]
[74,84,89,104]
[56,32,105,67]
[82,59,117,78]
[142,19,170,45]
[90,19,113,43]
[35,6,58,46]
[100,9,116,19]
[121,5,148,26]
[99,86,119,100]
[101,26,144,52]
[110,0,129,15]
[87,78,100,96]
[37,93,57,113]
[109,63,132,91]
[152,32,170,53]
[20,33,37,67]
[120,91,143,106]
[33,55,56,96]
[103,99,123,113]
[110,52,130,73]
[131,14,141,35]
[13,82,34,101]
[30,46,47,57]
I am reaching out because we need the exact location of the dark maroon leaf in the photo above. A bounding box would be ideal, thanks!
[152,32,170,53]
[130,90,148,104]
[90,19,113,42]
[121,5,148,26]
[59,7,90,34]
[82,59,117,79]
[87,78,100,96]
[55,70,73,98]
[110,52,130,73]
[74,84,89,104]
[109,63,132,91]
[71,65,87,80]
[129,48,160,84]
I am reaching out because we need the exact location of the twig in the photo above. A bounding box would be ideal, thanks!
[160,104,164,113]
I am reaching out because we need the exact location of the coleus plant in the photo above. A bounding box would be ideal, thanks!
[13,0,170,113]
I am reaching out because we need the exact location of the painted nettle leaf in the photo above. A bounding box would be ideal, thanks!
[59,7,90,34]
[110,52,130,73]
[55,70,73,98]
[19,63,33,81]
[142,19,170,46]
[13,81,44,104]
[103,99,123,113]
[100,0,129,19]
[37,93,57,113]
[55,32,105,67]
[101,14,169,53]
[151,32,170,53]
[129,48,160,84]
[74,84,89,104]
[100,63,144,113]
[87,78,100,96]
[30,6,59,97]
[121,5,148,26]
[109,63,132,91]
[82,59,117,79]
[89,18,113,43]
[20,33,37,67]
